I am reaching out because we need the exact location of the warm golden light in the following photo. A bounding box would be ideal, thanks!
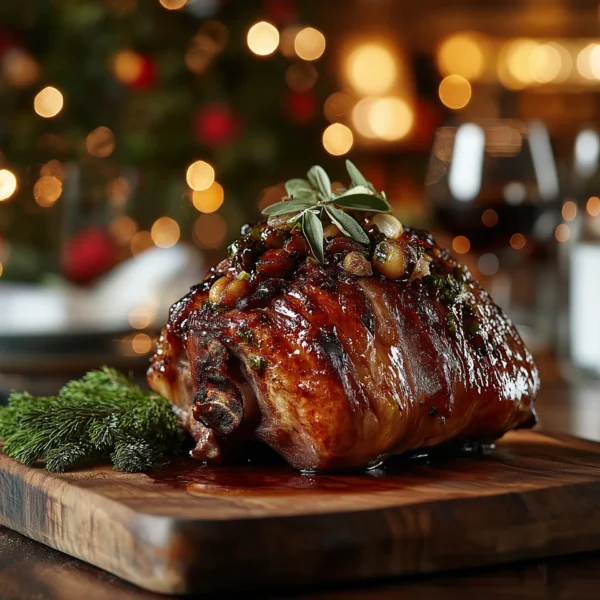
[577,44,598,79]
[132,332,153,354]
[34,86,64,118]
[186,160,215,191]
[285,62,318,91]
[562,200,577,222]
[323,91,354,123]
[498,39,538,88]
[368,97,414,141]
[482,208,499,227]
[129,306,153,330]
[294,27,326,61]
[159,0,186,9]
[452,235,471,254]
[109,215,138,245]
[587,196,600,216]
[107,177,131,206]
[555,223,571,243]
[346,44,397,95]
[322,123,354,156]
[33,176,62,207]
[510,233,526,250]
[151,217,180,248]
[0,263,3,278]
[86,127,115,158]
[192,182,224,213]
[438,75,471,110]
[130,231,153,256]
[280,26,302,58]
[113,50,144,84]
[0,170,17,201]
[247,21,279,56]
[590,45,600,79]
[40,160,66,181]
[3,48,39,88]
[437,33,485,80]
[193,213,227,249]
[529,43,562,83]
[351,97,378,139]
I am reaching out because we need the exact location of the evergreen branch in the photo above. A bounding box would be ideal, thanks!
[0,367,188,473]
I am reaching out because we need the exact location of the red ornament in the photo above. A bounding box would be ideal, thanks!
[131,55,157,90]
[194,103,239,147]
[61,227,117,285]
[284,91,316,124]
[262,0,296,23]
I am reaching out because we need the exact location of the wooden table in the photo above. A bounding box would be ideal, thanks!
[2,369,600,599]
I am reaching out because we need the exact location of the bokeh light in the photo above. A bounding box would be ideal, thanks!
[107,177,132,206]
[280,26,302,58]
[33,176,62,207]
[34,86,64,118]
[186,160,215,191]
[2,48,39,88]
[351,97,379,139]
[478,253,499,276]
[587,196,600,216]
[498,39,538,88]
[132,332,153,354]
[86,127,115,158]
[482,208,499,227]
[324,91,355,123]
[555,223,571,242]
[285,62,318,91]
[40,160,66,181]
[562,200,577,222]
[510,233,527,250]
[577,44,598,79]
[438,75,472,110]
[367,97,413,141]
[109,215,138,245]
[112,50,144,84]
[452,235,471,254]
[0,170,17,201]
[322,123,354,156]
[130,231,153,256]
[294,27,326,61]
[437,33,485,80]
[247,21,279,56]
[193,213,227,249]
[129,306,153,329]
[159,0,186,9]
[151,217,180,248]
[346,44,397,95]
[192,182,224,213]
[529,43,562,83]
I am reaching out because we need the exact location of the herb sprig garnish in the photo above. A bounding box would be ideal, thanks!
[262,160,391,263]
[0,368,187,473]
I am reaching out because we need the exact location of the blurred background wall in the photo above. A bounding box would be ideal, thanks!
[1,0,599,382]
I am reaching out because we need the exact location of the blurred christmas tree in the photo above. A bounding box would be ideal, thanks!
[0,0,331,283]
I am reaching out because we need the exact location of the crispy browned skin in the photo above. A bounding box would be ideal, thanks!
[148,226,539,472]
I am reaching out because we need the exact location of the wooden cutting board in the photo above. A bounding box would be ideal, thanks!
[2,429,600,595]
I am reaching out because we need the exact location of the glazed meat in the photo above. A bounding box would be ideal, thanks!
[148,209,539,472]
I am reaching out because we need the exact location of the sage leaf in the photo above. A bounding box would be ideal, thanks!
[307,165,332,199]
[302,210,325,263]
[262,199,317,216]
[324,205,370,245]
[285,178,313,199]
[334,194,391,213]
[338,185,374,197]
[345,159,372,190]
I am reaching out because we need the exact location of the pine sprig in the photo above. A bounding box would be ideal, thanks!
[0,367,187,473]
[262,160,392,263]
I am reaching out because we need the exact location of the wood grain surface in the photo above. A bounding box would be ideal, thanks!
[2,430,600,595]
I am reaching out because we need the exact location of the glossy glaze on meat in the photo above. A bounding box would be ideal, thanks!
[148,224,539,472]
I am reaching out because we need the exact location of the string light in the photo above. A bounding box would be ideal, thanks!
[529,43,563,83]
[322,123,354,156]
[498,39,538,88]
[192,182,224,213]
[562,200,577,222]
[130,231,153,256]
[112,50,144,84]
[34,86,64,118]
[351,97,379,139]
[151,217,180,248]
[438,75,471,110]
[40,160,66,181]
[294,27,326,61]
[437,33,485,80]
[324,91,354,123]
[193,213,227,249]
[159,0,186,9]
[577,44,598,79]
[129,306,153,329]
[589,45,600,79]
[0,170,17,201]
[247,22,279,56]
[131,333,153,354]
[346,44,397,95]
[109,215,138,245]
[555,223,570,242]
[510,233,526,250]
[186,160,215,191]
[587,196,600,216]
[367,97,413,141]
[452,235,471,254]
[2,48,39,88]
[33,176,62,207]
[86,127,115,158]
[482,208,499,227]
[107,177,131,206]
